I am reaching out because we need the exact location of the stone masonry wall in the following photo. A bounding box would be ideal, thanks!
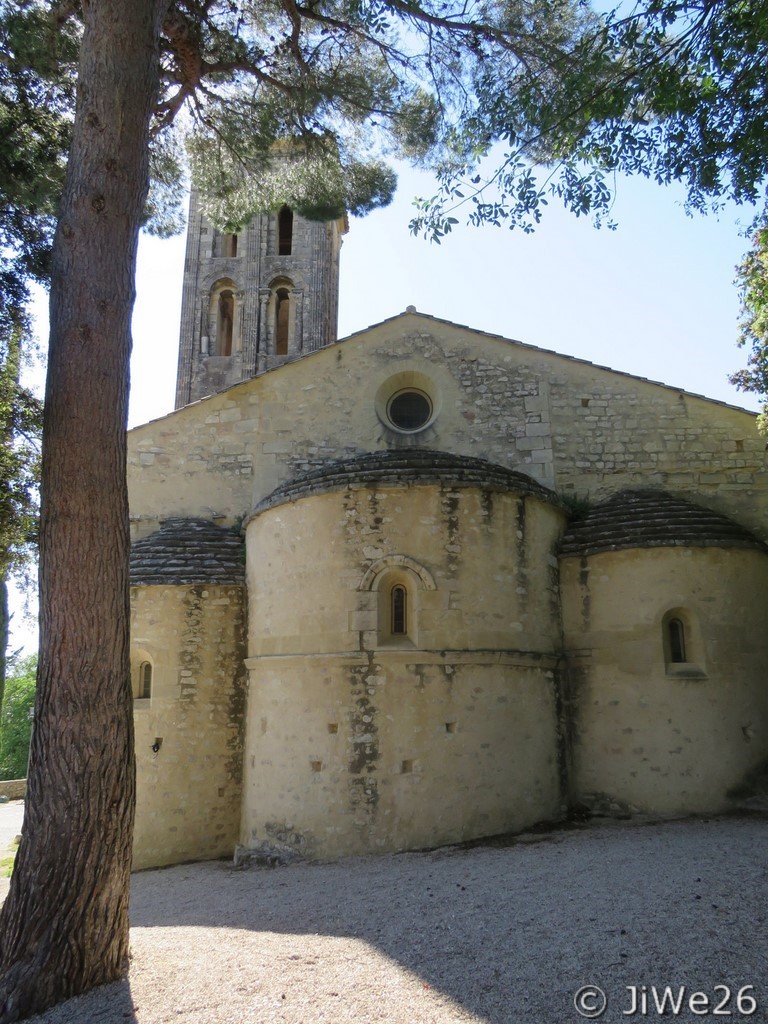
[241,479,565,859]
[131,583,246,869]
[546,364,768,538]
[560,545,768,814]
[242,656,561,860]
[130,312,768,543]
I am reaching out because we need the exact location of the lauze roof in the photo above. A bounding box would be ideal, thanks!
[559,490,767,557]
[130,518,245,586]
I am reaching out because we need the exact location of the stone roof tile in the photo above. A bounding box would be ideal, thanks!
[249,448,560,519]
[130,518,245,586]
[559,490,766,557]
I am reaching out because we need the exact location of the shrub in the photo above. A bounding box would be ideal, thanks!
[0,654,36,780]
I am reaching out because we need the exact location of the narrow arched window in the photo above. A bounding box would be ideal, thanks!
[278,206,293,255]
[217,289,234,356]
[391,585,407,635]
[275,287,290,355]
[668,618,686,663]
[138,661,152,700]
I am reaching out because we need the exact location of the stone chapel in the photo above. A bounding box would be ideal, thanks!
[127,190,768,870]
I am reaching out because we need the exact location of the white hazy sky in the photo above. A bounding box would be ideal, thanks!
[12,161,762,655]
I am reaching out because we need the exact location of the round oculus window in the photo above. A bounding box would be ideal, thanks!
[387,389,432,432]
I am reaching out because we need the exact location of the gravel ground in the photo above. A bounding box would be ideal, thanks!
[8,815,768,1024]
[0,801,24,856]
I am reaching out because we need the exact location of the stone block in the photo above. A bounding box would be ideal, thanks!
[263,440,294,455]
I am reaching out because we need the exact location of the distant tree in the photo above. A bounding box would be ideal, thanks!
[0,656,35,783]
[0,304,41,709]
[732,226,768,426]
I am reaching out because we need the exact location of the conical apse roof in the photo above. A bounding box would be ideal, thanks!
[559,490,766,557]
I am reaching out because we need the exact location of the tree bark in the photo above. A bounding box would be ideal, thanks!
[0,2,169,1019]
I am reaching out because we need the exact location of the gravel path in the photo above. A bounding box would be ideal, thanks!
[0,801,24,857]
[11,815,768,1024]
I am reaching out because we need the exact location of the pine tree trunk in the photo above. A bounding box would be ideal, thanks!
[0,2,168,1019]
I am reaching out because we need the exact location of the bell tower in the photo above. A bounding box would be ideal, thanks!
[174,192,347,409]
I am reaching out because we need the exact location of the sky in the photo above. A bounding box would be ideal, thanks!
[11,160,763,655]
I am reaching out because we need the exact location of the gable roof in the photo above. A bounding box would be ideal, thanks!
[131,308,757,432]
[340,309,755,416]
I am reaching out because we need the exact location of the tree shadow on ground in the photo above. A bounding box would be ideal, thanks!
[25,980,136,1024]
[22,817,768,1024]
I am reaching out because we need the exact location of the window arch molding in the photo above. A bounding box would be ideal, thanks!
[358,554,437,593]
[358,555,436,649]
[202,270,242,293]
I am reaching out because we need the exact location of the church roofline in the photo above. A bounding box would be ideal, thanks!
[339,308,757,418]
[130,307,758,433]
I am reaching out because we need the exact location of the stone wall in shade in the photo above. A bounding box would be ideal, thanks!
[560,545,768,814]
[131,583,246,869]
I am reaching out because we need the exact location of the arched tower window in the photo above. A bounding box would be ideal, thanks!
[278,206,293,255]
[275,287,290,355]
[207,279,240,357]
[217,289,234,356]
[391,585,407,635]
